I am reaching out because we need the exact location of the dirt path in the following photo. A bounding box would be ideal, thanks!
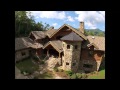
[52,71,66,79]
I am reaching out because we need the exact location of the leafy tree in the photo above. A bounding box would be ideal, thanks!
[15,11,50,38]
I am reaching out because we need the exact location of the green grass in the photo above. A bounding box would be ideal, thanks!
[38,72,53,79]
[16,58,39,74]
[87,70,105,79]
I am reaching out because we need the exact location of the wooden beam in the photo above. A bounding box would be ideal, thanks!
[47,49,49,56]
[59,52,60,58]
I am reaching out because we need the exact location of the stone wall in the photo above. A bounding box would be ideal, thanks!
[79,60,97,72]
[71,50,81,72]
[62,41,81,72]
[15,49,30,62]
[80,49,104,72]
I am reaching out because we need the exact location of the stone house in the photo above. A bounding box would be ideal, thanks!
[15,37,43,62]
[15,22,105,72]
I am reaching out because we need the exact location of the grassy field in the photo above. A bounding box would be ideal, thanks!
[87,70,105,79]
[16,58,53,79]
[16,58,39,74]
[38,72,53,79]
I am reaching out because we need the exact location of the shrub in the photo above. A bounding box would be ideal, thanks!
[20,70,24,74]
[54,67,58,72]
[32,56,39,61]
[34,76,39,79]
[40,61,45,64]
[23,70,32,75]
[91,71,97,74]
[70,74,77,79]
[81,73,88,79]
[59,69,63,72]
[40,55,47,60]
[65,70,73,76]
[76,73,82,79]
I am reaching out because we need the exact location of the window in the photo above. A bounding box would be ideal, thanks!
[72,63,76,66]
[66,62,69,65]
[21,52,26,56]
[67,45,70,49]
[75,45,78,49]
[83,64,93,68]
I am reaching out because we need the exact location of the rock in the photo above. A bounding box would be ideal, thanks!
[23,72,28,75]
[46,58,58,70]
[40,71,44,74]
[33,71,39,76]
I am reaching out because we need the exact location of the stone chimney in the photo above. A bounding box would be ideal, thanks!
[80,22,84,33]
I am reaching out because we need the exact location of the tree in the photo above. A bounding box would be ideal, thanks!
[15,11,51,38]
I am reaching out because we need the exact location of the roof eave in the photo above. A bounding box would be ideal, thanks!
[50,24,87,40]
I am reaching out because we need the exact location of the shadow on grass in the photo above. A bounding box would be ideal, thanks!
[99,56,105,71]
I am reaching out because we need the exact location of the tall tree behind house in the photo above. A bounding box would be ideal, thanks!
[15,11,50,38]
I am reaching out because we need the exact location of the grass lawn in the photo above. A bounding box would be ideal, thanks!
[87,70,105,79]
[38,71,53,79]
[16,58,39,74]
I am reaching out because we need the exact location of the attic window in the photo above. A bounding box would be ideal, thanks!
[67,45,70,49]
[75,45,78,49]
[21,52,26,56]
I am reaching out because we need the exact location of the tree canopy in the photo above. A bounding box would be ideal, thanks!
[15,11,50,38]
[84,29,105,37]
